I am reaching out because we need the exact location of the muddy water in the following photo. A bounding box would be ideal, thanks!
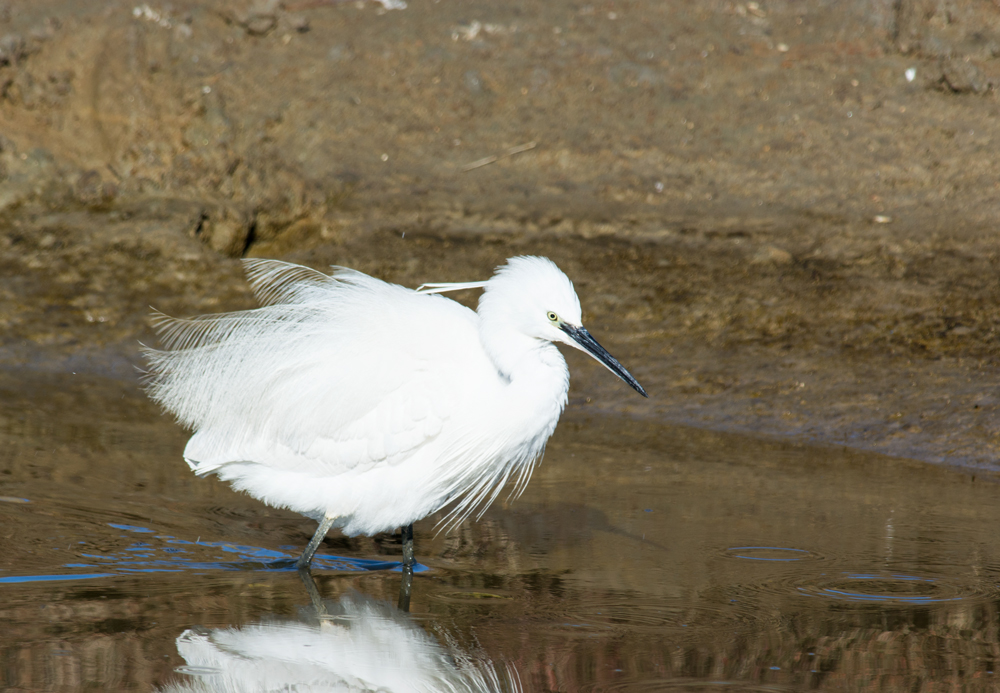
[3,372,1000,692]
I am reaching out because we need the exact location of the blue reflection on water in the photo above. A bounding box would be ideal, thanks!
[0,522,425,584]
[0,573,116,583]
[797,572,963,604]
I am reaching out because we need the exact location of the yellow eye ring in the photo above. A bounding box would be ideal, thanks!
[547,311,559,322]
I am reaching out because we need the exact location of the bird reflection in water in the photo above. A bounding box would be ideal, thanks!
[160,570,519,693]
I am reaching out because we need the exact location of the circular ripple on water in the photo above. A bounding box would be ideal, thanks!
[722,546,824,562]
[794,571,995,605]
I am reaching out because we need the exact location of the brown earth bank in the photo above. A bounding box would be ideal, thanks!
[2,0,1000,470]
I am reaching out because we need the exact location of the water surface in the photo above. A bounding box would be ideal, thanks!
[2,371,1000,691]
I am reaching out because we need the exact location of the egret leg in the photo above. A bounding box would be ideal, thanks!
[298,566,328,617]
[297,515,336,571]
[395,524,416,611]
[401,523,415,567]
[397,562,414,612]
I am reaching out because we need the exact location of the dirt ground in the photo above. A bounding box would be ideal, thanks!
[3,0,1000,470]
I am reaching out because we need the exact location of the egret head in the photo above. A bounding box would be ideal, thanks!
[481,257,648,397]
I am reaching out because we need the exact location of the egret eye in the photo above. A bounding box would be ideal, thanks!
[547,311,559,322]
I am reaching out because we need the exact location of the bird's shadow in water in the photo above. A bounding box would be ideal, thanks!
[296,563,415,613]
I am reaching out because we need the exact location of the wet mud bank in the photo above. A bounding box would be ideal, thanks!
[6,219,1000,474]
[2,0,1000,470]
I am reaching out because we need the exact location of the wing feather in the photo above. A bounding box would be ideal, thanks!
[242,258,331,305]
[145,265,480,478]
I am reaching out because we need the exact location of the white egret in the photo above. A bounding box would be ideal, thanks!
[144,256,646,570]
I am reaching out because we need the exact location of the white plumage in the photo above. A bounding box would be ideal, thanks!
[159,592,515,692]
[144,256,646,567]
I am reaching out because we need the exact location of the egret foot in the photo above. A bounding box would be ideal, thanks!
[296,515,337,571]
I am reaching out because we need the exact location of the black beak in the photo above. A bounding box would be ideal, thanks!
[560,324,648,398]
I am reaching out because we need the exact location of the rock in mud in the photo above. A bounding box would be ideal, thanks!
[74,170,117,209]
[195,205,253,257]
[0,33,25,65]
[936,58,990,93]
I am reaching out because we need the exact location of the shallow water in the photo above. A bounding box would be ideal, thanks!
[3,372,1000,691]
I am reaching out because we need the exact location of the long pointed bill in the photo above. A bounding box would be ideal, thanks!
[560,324,648,398]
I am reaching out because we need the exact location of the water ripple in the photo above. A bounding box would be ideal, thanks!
[794,571,994,605]
[541,594,745,635]
[722,546,823,562]
[432,590,515,604]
